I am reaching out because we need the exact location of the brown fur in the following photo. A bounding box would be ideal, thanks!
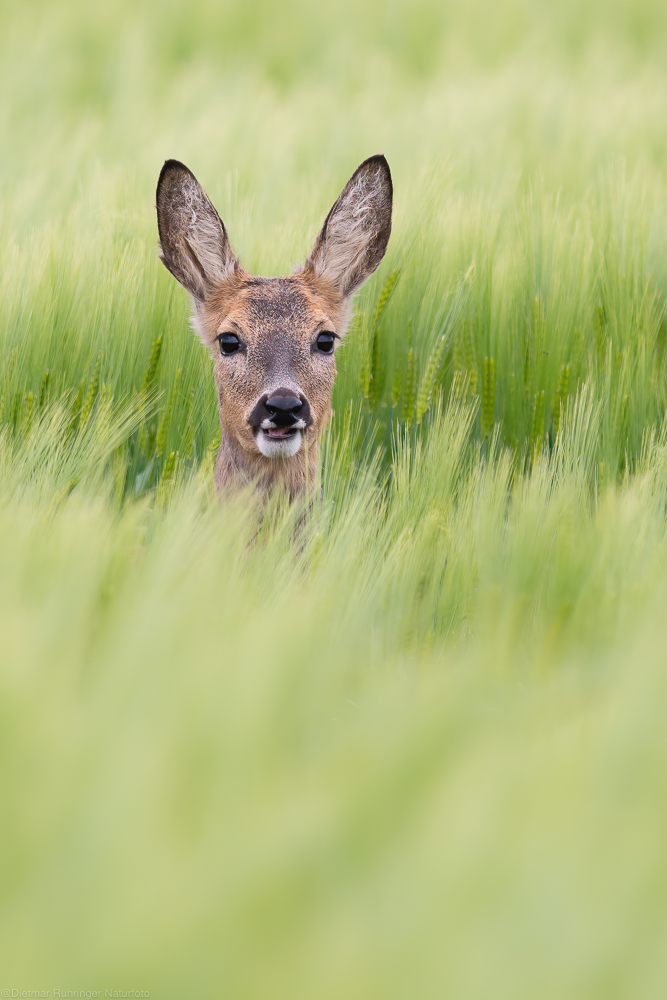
[156,156,392,498]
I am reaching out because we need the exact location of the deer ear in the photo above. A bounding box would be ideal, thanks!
[305,155,393,298]
[156,160,239,302]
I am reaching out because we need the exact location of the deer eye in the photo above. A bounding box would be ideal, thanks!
[218,333,240,355]
[315,332,336,354]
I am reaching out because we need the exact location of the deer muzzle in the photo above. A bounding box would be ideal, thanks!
[248,390,312,459]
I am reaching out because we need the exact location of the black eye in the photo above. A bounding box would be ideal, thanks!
[316,332,336,354]
[218,333,240,355]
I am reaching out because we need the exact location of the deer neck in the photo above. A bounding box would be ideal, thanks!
[215,423,318,499]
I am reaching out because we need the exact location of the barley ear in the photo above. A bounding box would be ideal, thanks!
[416,335,447,424]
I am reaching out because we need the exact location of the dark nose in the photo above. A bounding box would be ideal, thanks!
[265,395,303,426]
[248,391,312,430]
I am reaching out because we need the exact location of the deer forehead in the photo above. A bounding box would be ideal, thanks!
[203,274,347,345]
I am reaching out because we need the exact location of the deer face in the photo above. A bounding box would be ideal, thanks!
[156,156,392,494]
[205,273,348,461]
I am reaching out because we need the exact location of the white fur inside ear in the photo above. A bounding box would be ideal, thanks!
[181,175,236,285]
[320,170,380,277]
[309,161,391,296]
[157,162,238,301]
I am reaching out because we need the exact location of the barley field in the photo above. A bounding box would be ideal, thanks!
[2,0,667,996]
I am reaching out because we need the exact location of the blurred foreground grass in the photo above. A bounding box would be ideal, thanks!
[2,0,667,996]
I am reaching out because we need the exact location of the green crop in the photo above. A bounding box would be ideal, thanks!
[2,0,667,995]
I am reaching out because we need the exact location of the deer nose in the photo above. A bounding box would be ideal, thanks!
[265,395,303,424]
[248,391,312,431]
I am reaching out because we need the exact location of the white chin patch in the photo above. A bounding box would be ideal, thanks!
[256,429,303,459]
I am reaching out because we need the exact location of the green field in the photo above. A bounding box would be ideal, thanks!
[3,0,667,995]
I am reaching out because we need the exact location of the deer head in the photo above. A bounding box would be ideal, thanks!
[156,155,392,497]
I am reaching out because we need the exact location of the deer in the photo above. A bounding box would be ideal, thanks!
[156,155,392,498]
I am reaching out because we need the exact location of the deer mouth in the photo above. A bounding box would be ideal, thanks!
[255,426,303,459]
[265,427,298,439]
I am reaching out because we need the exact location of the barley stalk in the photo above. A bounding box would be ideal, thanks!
[360,351,371,401]
[79,354,101,430]
[404,346,415,427]
[66,380,85,441]
[533,295,544,340]
[39,370,50,408]
[11,391,21,432]
[461,321,478,399]
[404,349,416,425]
[368,326,384,408]
[112,447,126,509]
[391,363,402,409]
[24,391,34,435]
[531,389,545,458]
[554,363,570,435]
[594,304,607,363]
[371,268,400,332]
[1,348,18,414]
[481,356,495,437]
[453,333,465,378]
[524,341,531,398]
[598,459,606,492]
[156,368,181,458]
[451,370,467,401]
[364,269,400,405]
[182,391,195,459]
[95,385,112,442]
